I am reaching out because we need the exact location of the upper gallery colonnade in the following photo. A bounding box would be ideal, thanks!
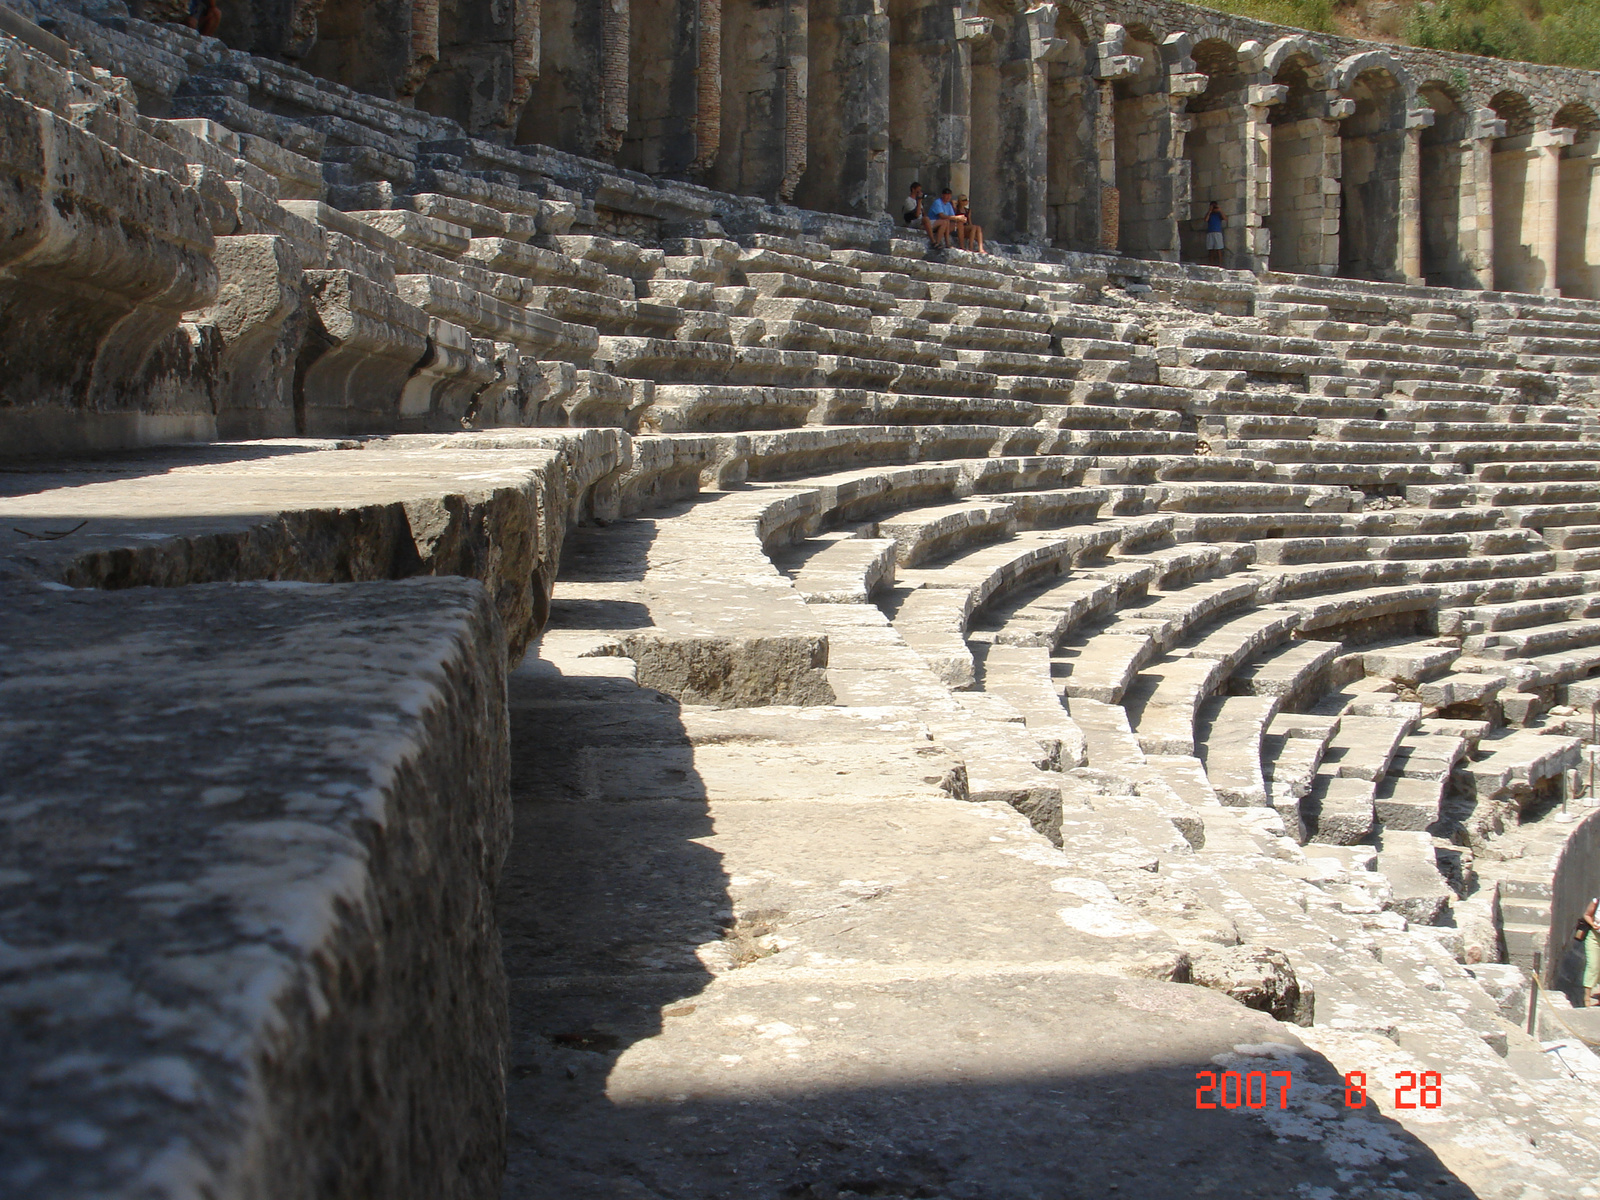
[198,0,1600,297]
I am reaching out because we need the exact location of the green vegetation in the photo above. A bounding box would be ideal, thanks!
[1204,0,1337,33]
[1203,0,1600,70]
[1407,0,1600,70]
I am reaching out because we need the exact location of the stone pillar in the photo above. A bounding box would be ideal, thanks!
[1586,160,1600,281]
[1016,35,1050,245]
[692,0,721,174]
[1321,97,1354,277]
[1533,126,1576,295]
[1469,111,1504,289]
[1093,27,1139,253]
[1245,77,1284,273]
[599,0,630,159]
[399,0,440,97]
[510,0,541,112]
[1400,106,1433,285]
[780,0,808,201]
[888,2,974,206]
[972,9,1051,244]
[796,0,889,217]
[1094,78,1119,252]
[1165,69,1207,264]
[284,0,326,57]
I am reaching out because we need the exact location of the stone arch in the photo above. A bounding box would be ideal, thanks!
[1490,90,1536,136]
[1045,3,1096,250]
[1267,45,1334,274]
[1337,63,1408,281]
[1123,21,1161,47]
[1054,0,1090,45]
[1111,24,1170,255]
[1331,50,1414,104]
[1169,17,1241,53]
[1417,80,1476,288]
[1555,103,1600,298]
[1181,37,1248,265]
[1489,90,1539,291]
[1262,34,1325,78]
[1555,102,1600,135]
[798,0,891,218]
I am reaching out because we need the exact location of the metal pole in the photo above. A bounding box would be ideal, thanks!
[1527,951,1542,1036]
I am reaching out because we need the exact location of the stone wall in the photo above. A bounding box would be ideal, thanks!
[1548,808,1600,996]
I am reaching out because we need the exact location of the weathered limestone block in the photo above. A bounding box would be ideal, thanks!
[0,577,510,1199]
[297,268,431,433]
[0,81,218,453]
[190,233,309,439]
[1376,832,1454,926]
[1188,944,1314,1025]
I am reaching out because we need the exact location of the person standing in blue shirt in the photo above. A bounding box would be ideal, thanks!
[1205,201,1226,267]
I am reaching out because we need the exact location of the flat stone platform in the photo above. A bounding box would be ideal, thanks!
[497,650,1482,1200]
[0,578,509,1199]
[0,433,621,659]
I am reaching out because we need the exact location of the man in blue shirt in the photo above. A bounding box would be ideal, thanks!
[1206,201,1226,266]
[927,188,960,249]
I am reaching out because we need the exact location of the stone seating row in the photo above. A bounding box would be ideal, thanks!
[881,540,1600,1180]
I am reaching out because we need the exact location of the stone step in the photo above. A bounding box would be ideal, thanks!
[1231,638,1342,703]
[1197,692,1281,806]
[889,518,1173,687]
[979,561,1154,649]
[782,535,898,604]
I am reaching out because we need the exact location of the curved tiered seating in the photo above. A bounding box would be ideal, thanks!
[8,4,1600,1195]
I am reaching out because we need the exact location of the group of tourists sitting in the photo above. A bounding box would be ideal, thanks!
[902,183,986,254]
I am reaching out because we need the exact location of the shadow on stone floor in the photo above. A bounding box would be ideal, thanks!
[495,666,1483,1200]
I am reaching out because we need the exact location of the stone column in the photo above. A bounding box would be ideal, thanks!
[780,0,808,201]
[692,0,721,174]
[399,0,440,98]
[795,0,889,217]
[510,0,541,112]
[946,10,987,201]
[1321,97,1354,277]
[888,2,974,205]
[1245,79,1284,273]
[1093,27,1139,253]
[1533,126,1576,295]
[599,0,630,159]
[1586,160,1600,279]
[1094,78,1119,252]
[1469,111,1504,289]
[1165,70,1207,263]
[284,0,326,57]
[1400,106,1434,285]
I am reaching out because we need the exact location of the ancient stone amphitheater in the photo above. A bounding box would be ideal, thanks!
[10,0,1600,1195]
